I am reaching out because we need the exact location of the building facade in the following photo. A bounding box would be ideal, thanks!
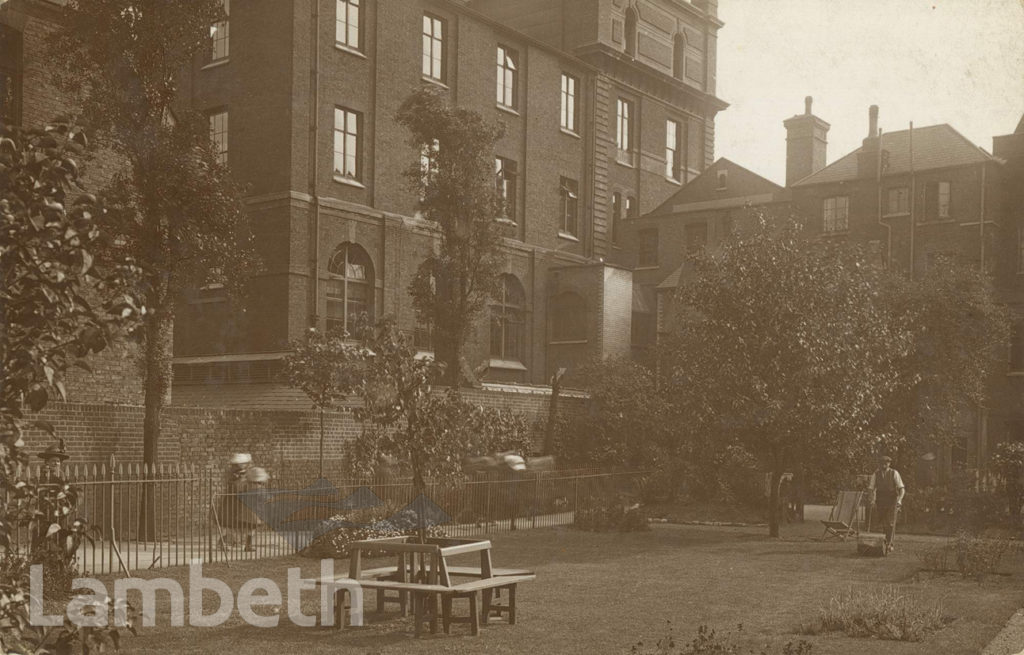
[171,0,727,390]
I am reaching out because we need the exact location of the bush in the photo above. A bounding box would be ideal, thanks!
[805,586,947,642]
[301,501,447,559]
[575,499,649,533]
[904,475,1016,533]
[952,531,1019,580]
[630,623,812,654]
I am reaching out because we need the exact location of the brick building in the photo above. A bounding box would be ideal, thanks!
[170,0,727,391]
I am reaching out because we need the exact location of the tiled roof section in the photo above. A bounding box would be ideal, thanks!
[792,124,996,187]
[649,157,785,216]
[171,384,356,412]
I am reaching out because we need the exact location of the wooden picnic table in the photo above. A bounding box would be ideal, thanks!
[315,535,535,637]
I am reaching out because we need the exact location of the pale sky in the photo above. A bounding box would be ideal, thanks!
[715,0,1024,185]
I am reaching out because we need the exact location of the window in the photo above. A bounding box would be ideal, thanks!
[626,196,637,218]
[496,45,518,110]
[925,181,951,219]
[491,274,525,362]
[337,0,361,50]
[1011,322,1024,373]
[886,187,909,215]
[716,170,728,190]
[823,196,849,233]
[611,192,622,244]
[326,243,374,334]
[210,0,230,61]
[209,110,228,165]
[666,120,681,181]
[551,292,587,342]
[560,73,578,133]
[333,107,361,181]
[672,33,685,80]
[684,222,707,254]
[422,14,445,82]
[0,25,22,125]
[495,157,517,221]
[559,177,579,237]
[616,98,634,164]
[638,229,658,267]
[624,8,638,58]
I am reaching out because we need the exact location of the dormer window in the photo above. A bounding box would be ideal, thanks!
[716,170,728,190]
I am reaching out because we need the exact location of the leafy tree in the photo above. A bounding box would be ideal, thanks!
[281,328,361,478]
[49,1,260,507]
[346,319,531,495]
[0,120,142,653]
[396,87,506,387]
[666,213,911,536]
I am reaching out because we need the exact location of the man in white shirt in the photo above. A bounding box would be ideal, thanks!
[870,455,905,553]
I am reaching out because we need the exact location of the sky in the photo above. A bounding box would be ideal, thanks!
[714,0,1024,185]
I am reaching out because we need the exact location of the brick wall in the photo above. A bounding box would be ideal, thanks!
[19,386,588,468]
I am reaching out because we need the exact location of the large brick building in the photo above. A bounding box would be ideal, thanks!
[170,0,727,389]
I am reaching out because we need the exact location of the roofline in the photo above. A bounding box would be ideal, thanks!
[640,198,789,221]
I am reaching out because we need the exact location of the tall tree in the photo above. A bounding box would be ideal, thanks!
[49,2,259,496]
[666,213,911,537]
[396,87,505,386]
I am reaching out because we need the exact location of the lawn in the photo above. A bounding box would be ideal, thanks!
[95,521,1024,654]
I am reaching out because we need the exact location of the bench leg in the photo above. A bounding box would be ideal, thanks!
[442,595,453,634]
[413,592,424,638]
[333,589,346,631]
[482,589,492,625]
[429,593,438,634]
[377,588,386,614]
[508,585,517,625]
[468,591,479,636]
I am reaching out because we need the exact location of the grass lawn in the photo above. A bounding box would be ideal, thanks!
[96,521,1024,654]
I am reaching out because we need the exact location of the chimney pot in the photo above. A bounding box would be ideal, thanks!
[804,96,813,115]
[869,105,879,138]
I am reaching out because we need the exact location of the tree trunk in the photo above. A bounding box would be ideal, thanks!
[768,468,782,538]
[318,408,325,479]
[140,300,172,540]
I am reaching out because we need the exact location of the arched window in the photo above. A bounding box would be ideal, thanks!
[326,242,374,334]
[624,8,638,58]
[673,33,686,80]
[490,274,526,362]
[551,292,587,342]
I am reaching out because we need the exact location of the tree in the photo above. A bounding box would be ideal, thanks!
[49,1,260,524]
[666,213,911,537]
[346,319,531,495]
[396,87,506,387]
[281,328,361,478]
[0,119,142,653]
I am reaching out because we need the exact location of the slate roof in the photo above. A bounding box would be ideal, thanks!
[792,124,997,187]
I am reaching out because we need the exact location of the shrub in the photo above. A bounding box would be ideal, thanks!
[952,531,1019,580]
[630,623,812,654]
[301,501,447,559]
[806,586,947,642]
[575,499,649,533]
[905,476,1016,533]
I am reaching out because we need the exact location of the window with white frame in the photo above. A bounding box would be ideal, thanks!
[616,98,634,163]
[422,14,445,81]
[559,176,578,237]
[496,45,518,109]
[326,242,374,334]
[210,0,229,61]
[823,196,849,232]
[333,107,361,181]
[886,186,910,215]
[495,156,517,221]
[208,110,228,165]
[560,73,578,133]
[626,195,637,218]
[490,274,525,362]
[336,0,361,51]
[666,119,681,181]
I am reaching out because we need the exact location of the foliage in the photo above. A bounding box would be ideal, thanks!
[301,502,446,559]
[555,358,677,470]
[870,259,1009,456]
[992,441,1024,521]
[0,119,142,651]
[806,586,947,642]
[345,318,532,492]
[630,623,813,655]
[952,532,1020,580]
[396,87,506,386]
[665,212,911,536]
[50,0,261,474]
[904,473,1016,533]
[574,499,649,533]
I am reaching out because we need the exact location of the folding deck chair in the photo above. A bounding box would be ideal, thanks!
[820,490,864,541]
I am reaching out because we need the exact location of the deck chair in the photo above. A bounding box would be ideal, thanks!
[820,490,864,541]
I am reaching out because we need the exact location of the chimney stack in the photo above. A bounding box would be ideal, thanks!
[868,105,879,138]
[858,105,883,178]
[783,96,830,186]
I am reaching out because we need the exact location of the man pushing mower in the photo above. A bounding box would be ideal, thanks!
[869,455,905,554]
